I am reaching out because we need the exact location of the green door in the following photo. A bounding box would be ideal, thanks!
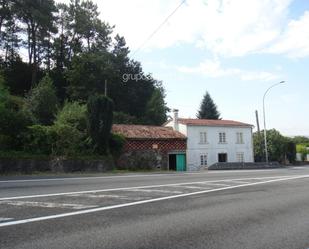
[176,154,186,171]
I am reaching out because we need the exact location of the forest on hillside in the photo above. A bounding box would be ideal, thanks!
[0,0,168,124]
[0,0,169,159]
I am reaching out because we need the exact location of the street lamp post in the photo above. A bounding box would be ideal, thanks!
[262,81,285,164]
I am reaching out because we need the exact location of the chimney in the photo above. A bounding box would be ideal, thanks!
[173,109,179,131]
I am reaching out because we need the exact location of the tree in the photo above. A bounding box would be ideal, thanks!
[145,88,169,125]
[253,129,296,163]
[197,91,221,119]
[292,136,309,145]
[24,75,58,125]
[87,94,113,154]
[0,72,31,150]
[15,0,57,84]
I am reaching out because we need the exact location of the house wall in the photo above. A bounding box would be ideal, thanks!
[186,126,254,171]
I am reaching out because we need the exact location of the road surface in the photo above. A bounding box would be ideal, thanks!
[1,167,309,249]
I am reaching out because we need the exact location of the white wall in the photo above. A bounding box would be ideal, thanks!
[186,126,254,171]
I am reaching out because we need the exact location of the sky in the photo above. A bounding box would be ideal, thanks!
[58,0,309,136]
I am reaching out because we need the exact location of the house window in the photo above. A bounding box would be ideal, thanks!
[236,132,244,144]
[218,153,228,162]
[236,152,244,162]
[199,132,207,144]
[219,132,226,143]
[200,154,208,166]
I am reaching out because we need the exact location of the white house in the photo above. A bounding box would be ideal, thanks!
[165,110,254,171]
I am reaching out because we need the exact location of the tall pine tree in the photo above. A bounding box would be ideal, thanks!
[197,91,221,119]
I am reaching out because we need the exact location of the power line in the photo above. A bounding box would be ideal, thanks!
[131,0,186,57]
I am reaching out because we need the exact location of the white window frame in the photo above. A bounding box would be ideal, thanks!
[200,154,208,166]
[219,132,226,143]
[236,152,244,162]
[199,132,207,144]
[236,132,244,144]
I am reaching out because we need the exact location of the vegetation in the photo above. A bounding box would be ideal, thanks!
[197,91,221,119]
[0,0,169,165]
[253,129,296,163]
[87,95,114,154]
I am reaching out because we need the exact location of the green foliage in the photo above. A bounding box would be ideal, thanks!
[253,132,264,162]
[253,129,296,163]
[24,123,86,157]
[197,91,221,119]
[0,0,170,165]
[293,136,309,144]
[53,101,88,156]
[51,123,85,156]
[109,133,126,159]
[55,101,87,131]
[0,74,9,109]
[144,88,169,125]
[0,74,31,150]
[113,112,137,124]
[24,125,56,155]
[24,75,58,125]
[66,51,111,100]
[296,144,308,161]
[87,95,114,154]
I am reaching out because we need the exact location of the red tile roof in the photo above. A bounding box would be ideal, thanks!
[112,124,186,139]
[177,118,253,127]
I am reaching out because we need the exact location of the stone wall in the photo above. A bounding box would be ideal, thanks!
[0,157,114,174]
[117,150,168,171]
[208,162,282,170]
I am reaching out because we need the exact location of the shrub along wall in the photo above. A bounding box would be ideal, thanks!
[0,156,114,174]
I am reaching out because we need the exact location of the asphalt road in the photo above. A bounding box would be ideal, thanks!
[1,167,309,249]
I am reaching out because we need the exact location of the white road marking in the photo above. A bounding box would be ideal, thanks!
[0,217,13,222]
[0,174,308,227]
[0,172,216,183]
[68,193,144,201]
[0,176,292,201]
[0,201,98,210]
[174,185,210,190]
[201,183,232,187]
[225,180,251,184]
[125,189,183,194]
[0,169,294,184]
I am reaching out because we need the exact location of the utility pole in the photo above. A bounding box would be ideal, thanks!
[263,81,285,164]
[104,79,107,96]
[255,110,261,134]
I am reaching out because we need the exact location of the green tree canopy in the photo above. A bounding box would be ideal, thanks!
[253,129,296,163]
[145,88,169,125]
[24,75,58,125]
[197,91,221,119]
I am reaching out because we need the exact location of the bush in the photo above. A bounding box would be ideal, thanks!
[51,123,85,156]
[24,125,56,155]
[0,108,31,150]
[55,101,87,131]
[23,75,58,125]
[109,133,126,159]
[87,95,114,154]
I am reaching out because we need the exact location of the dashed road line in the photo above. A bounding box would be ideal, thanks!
[0,176,291,201]
[0,201,98,210]
[0,174,307,227]
[225,180,251,184]
[201,183,232,187]
[125,189,183,194]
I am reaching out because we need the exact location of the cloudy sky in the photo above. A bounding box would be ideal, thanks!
[58,0,309,136]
